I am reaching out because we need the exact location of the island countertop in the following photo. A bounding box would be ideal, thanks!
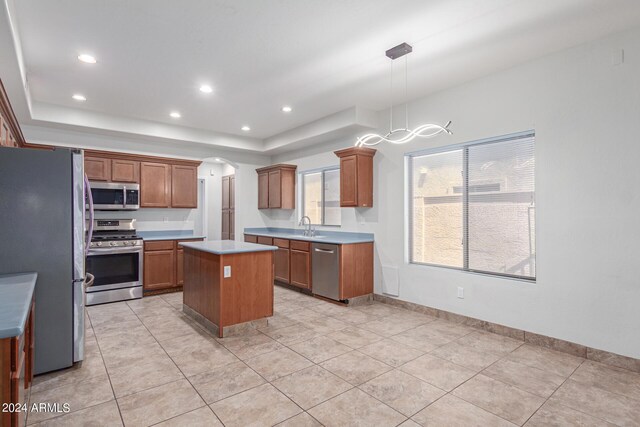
[0,272,37,339]
[179,240,278,255]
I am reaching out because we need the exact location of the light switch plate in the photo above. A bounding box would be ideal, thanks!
[457,287,464,299]
[223,266,231,278]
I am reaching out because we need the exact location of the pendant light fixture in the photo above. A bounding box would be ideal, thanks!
[356,42,452,147]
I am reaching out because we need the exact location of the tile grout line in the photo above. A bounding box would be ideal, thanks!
[129,297,228,425]
[85,307,128,427]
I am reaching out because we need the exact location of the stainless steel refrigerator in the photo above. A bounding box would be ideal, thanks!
[0,146,86,374]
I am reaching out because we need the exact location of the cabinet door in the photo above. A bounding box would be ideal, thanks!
[258,172,269,209]
[171,165,197,208]
[222,176,230,210]
[176,248,184,286]
[140,162,171,207]
[268,170,281,208]
[229,209,235,240]
[274,247,290,283]
[111,159,140,183]
[144,249,175,290]
[230,175,235,209]
[221,210,230,240]
[85,157,111,181]
[290,249,311,289]
[340,155,358,207]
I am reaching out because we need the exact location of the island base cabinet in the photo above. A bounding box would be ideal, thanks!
[1,298,34,427]
[183,248,274,338]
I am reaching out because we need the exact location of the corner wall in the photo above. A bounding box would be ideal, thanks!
[269,27,640,358]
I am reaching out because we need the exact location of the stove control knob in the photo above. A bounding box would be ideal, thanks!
[110,241,117,246]
[96,242,102,247]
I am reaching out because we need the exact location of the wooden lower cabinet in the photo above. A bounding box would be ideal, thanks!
[144,249,175,291]
[290,249,311,289]
[274,247,290,283]
[143,238,203,292]
[0,298,34,427]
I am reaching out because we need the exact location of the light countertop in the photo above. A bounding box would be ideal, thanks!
[0,272,37,339]
[179,240,278,255]
[138,230,206,241]
[244,227,374,244]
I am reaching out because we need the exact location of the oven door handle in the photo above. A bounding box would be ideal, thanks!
[88,246,143,255]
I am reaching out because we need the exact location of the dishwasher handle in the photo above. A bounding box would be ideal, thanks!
[314,248,335,254]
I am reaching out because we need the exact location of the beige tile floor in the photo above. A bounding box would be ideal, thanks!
[27,286,640,426]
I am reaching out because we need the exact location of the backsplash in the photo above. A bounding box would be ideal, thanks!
[93,209,198,233]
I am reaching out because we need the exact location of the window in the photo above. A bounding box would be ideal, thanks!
[301,167,341,226]
[409,132,535,280]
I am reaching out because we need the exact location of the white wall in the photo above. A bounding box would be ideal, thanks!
[269,27,640,358]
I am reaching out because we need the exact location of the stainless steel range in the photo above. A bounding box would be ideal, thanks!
[85,219,143,305]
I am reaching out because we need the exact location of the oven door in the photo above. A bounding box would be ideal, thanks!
[89,182,140,210]
[85,246,143,292]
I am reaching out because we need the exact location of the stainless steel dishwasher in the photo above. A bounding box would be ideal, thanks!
[311,243,340,301]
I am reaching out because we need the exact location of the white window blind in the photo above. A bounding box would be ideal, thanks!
[301,168,341,226]
[409,132,535,280]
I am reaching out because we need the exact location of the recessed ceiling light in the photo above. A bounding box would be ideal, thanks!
[199,84,213,93]
[170,111,181,118]
[281,105,292,113]
[241,125,251,131]
[215,158,221,162]
[77,54,96,64]
[72,94,86,101]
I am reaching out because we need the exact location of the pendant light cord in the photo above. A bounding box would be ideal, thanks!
[389,58,393,133]
[405,54,409,130]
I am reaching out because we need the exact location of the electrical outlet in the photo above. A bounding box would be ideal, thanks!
[457,287,464,299]
[223,266,231,278]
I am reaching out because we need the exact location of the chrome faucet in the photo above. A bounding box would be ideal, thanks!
[299,216,315,237]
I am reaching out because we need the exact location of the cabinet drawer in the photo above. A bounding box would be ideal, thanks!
[257,236,273,246]
[144,240,174,251]
[290,240,310,252]
[273,238,290,249]
[244,234,258,243]
[175,238,204,249]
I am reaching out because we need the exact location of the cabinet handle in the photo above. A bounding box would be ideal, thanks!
[314,248,335,254]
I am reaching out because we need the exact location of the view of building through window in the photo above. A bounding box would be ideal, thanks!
[302,168,341,226]
[410,134,535,279]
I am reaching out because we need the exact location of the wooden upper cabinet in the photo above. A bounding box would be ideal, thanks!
[256,164,296,209]
[171,165,197,208]
[268,170,281,208]
[258,172,269,209]
[111,159,140,183]
[85,156,111,181]
[140,162,172,208]
[334,147,376,208]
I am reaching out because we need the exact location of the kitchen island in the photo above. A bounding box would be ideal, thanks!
[179,240,277,338]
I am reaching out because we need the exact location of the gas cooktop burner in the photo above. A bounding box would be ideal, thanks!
[91,234,141,241]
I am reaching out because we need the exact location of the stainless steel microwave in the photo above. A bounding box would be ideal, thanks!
[88,182,140,210]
